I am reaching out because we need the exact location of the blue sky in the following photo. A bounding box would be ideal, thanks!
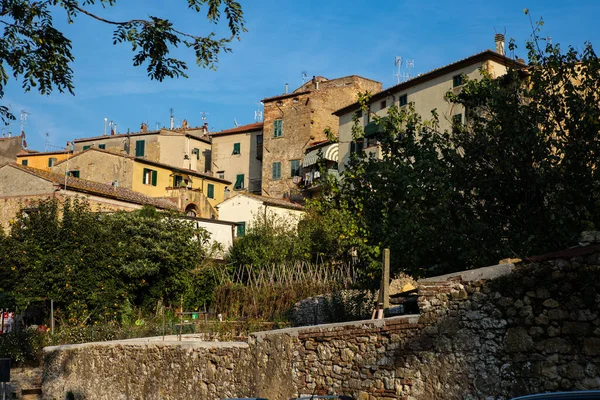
[3,0,600,151]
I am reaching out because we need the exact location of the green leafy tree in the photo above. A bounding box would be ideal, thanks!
[0,0,246,122]
[0,198,211,323]
[313,18,600,280]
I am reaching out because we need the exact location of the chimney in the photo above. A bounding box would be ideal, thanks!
[495,33,505,55]
[140,122,148,133]
[202,122,208,134]
[285,83,289,94]
[182,119,189,129]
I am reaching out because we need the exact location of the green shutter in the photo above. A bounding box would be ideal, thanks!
[83,145,91,150]
[142,168,148,184]
[21,159,28,166]
[233,143,240,154]
[135,140,145,157]
[273,120,282,137]
[272,162,281,179]
[234,174,244,189]
[207,184,214,199]
[290,160,300,177]
[194,148,200,160]
[48,158,57,167]
[98,144,106,149]
[236,222,246,237]
[151,170,157,186]
[399,94,407,107]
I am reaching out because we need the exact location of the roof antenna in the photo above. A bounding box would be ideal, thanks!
[301,71,308,84]
[233,118,239,127]
[200,111,209,124]
[170,108,175,130]
[19,110,30,138]
[254,102,264,122]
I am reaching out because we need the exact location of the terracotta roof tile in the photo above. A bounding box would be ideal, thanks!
[10,164,178,210]
[209,122,263,136]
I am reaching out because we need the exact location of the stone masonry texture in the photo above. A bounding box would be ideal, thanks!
[43,256,600,399]
[261,76,381,198]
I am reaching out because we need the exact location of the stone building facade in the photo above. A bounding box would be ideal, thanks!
[261,75,381,198]
[0,135,23,165]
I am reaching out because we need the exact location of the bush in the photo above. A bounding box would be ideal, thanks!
[0,330,46,367]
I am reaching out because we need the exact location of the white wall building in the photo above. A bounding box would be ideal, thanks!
[215,193,304,235]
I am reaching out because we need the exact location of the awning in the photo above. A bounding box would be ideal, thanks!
[302,143,339,167]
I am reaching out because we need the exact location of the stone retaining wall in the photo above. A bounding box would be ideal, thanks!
[43,257,600,400]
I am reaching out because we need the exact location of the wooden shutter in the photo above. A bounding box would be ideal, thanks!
[136,140,145,157]
[151,170,157,186]
[207,184,214,199]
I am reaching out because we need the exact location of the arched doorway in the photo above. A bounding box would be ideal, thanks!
[185,203,199,217]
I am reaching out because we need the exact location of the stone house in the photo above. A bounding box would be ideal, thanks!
[0,163,176,231]
[215,193,304,237]
[50,148,231,218]
[261,75,382,199]
[0,135,24,165]
[209,122,263,195]
[16,150,71,170]
[72,124,212,173]
[334,37,527,173]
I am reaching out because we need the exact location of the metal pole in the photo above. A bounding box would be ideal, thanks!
[50,299,54,335]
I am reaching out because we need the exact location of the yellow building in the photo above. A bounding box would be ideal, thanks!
[51,148,230,218]
[16,150,71,171]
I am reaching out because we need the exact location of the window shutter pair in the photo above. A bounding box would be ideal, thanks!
[235,174,244,189]
[233,143,241,154]
[135,140,145,157]
[273,120,283,137]
[207,184,215,199]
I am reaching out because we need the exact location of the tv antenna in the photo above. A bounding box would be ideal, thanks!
[233,118,239,127]
[155,121,161,130]
[254,102,263,122]
[301,71,308,84]
[394,56,414,84]
[20,110,30,135]
[200,111,209,123]
[169,108,175,129]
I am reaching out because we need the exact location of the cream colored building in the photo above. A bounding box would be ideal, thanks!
[209,122,263,195]
[51,148,231,218]
[72,125,211,173]
[215,193,304,236]
[335,48,526,173]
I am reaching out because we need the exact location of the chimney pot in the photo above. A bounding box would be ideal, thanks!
[285,83,289,94]
[495,33,505,56]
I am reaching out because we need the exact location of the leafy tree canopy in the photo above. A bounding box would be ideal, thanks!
[308,19,600,281]
[0,198,214,324]
[0,0,246,122]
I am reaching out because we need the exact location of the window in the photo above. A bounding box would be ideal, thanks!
[233,143,241,155]
[453,74,463,88]
[350,139,364,153]
[380,100,387,110]
[234,174,244,190]
[399,94,408,107]
[135,140,145,157]
[48,158,57,167]
[217,171,225,180]
[98,144,106,149]
[236,222,246,237]
[273,119,283,137]
[452,113,463,124]
[142,168,157,186]
[173,175,183,187]
[82,145,91,150]
[256,135,263,145]
[193,148,200,160]
[272,162,282,180]
[290,159,300,177]
[355,110,363,118]
[21,159,28,166]
[207,184,215,199]
[67,170,80,178]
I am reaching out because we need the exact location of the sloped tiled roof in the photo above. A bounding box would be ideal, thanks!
[209,122,263,137]
[73,126,210,144]
[333,50,528,116]
[222,193,304,211]
[8,163,178,210]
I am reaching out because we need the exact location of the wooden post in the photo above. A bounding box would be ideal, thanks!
[50,300,54,335]
[382,248,390,312]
